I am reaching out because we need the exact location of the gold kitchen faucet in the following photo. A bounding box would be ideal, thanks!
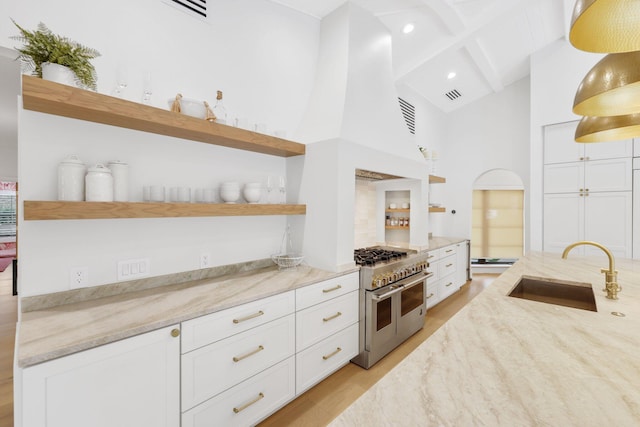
[562,241,621,300]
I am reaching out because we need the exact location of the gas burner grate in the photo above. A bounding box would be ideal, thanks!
[354,248,408,266]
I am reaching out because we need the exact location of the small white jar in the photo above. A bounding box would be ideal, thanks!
[108,160,129,202]
[85,164,114,202]
[58,155,86,201]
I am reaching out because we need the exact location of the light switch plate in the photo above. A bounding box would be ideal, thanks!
[118,258,150,281]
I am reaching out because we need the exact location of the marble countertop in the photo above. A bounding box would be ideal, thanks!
[330,252,640,426]
[17,265,358,368]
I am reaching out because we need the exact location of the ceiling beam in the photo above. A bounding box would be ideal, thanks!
[418,0,466,34]
[395,0,528,82]
[465,39,504,92]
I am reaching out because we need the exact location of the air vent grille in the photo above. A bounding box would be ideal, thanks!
[445,89,462,101]
[398,97,415,135]
[164,0,207,19]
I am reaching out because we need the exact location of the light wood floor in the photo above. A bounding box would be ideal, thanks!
[260,274,496,426]
[0,266,17,427]
[0,270,494,427]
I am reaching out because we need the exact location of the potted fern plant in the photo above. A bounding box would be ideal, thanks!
[11,20,101,91]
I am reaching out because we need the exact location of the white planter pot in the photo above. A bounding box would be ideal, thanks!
[42,62,78,87]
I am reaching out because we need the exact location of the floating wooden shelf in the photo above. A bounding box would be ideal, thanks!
[385,226,410,230]
[385,208,410,213]
[21,75,305,158]
[23,201,306,221]
[429,206,446,213]
[429,175,446,184]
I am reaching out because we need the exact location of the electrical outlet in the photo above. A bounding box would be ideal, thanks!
[118,258,150,281]
[70,266,89,289]
[200,253,211,269]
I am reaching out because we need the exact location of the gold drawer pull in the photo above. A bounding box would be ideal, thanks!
[233,310,264,324]
[445,249,453,253]
[323,312,342,322]
[426,293,435,299]
[322,284,342,293]
[446,282,453,287]
[445,263,453,267]
[322,347,342,360]
[233,345,264,362]
[427,255,435,259]
[170,328,180,338]
[233,392,265,414]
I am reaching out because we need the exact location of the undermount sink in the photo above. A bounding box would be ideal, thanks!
[508,275,597,312]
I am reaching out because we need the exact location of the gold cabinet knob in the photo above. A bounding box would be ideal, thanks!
[171,328,180,338]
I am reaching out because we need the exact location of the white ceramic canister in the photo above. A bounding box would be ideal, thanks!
[108,160,129,202]
[58,155,86,201]
[85,164,114,201]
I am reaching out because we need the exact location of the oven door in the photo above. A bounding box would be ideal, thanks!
[397,273,427,341]
[365,284,401,355]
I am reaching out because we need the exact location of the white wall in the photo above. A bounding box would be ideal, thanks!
[1,0,318,136]
[435,76,531,244]
[529,38,603,250]
[6,0,320,296]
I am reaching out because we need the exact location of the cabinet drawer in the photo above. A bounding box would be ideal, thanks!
[438,257,457,278]
[438,277,458,300]
[426,250,439,263]
[181,291,295,353]
[439,245,457,258]
[425,281,439,310]
[296,272,359,310]
[182,314,295,411]
[296,291,358,352]
[296,323,359,395]
[182,356,295,427]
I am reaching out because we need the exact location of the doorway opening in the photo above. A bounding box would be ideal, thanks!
[471,169,524,270]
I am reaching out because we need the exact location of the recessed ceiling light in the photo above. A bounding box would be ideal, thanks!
[447,71,457,80]
[402,23,415,34]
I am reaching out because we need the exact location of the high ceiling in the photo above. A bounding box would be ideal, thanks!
[269,0,573,112]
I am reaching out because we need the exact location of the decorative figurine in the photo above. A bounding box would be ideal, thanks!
[204,101,216,122]
[171,93,182,113]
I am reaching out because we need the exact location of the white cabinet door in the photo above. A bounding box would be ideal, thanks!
[544,121,632,164]
[585,138,633,160]
[585,158,632,192]
[584,192,632,258]
[544,121,582,164]
[634,139,640,157]
[21,325,180,427]
[544,163,584,194]
[543,193,583,254]
[544,192,632,258]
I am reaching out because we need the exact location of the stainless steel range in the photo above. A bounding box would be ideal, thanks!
[351,246,431,369]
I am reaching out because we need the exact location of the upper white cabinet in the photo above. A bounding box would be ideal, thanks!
[544,121,633,164]
[543,121,633,258]
[20,325,181,427]
[544,158,632,194]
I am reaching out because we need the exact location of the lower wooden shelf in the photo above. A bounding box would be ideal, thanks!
[23,200,306,220]
[385,226,410,230]
[429,206,446,213]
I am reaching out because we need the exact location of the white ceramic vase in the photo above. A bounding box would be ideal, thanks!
[41,62,78,87]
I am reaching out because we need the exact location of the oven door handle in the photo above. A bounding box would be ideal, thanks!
[399,272,430,289]
[372,285,403,300]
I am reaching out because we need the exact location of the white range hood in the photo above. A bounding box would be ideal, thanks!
[289,1,431,272]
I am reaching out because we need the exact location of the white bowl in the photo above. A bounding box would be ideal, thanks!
[167,98,206,119]
[220,187,240,203]
[243,187,262,203]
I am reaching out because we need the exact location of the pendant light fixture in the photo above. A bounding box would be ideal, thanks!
[575,113,640,142]
[573,51,640,117]
[569,0,640,53]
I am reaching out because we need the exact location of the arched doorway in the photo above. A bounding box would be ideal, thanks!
[471,169,524,265]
